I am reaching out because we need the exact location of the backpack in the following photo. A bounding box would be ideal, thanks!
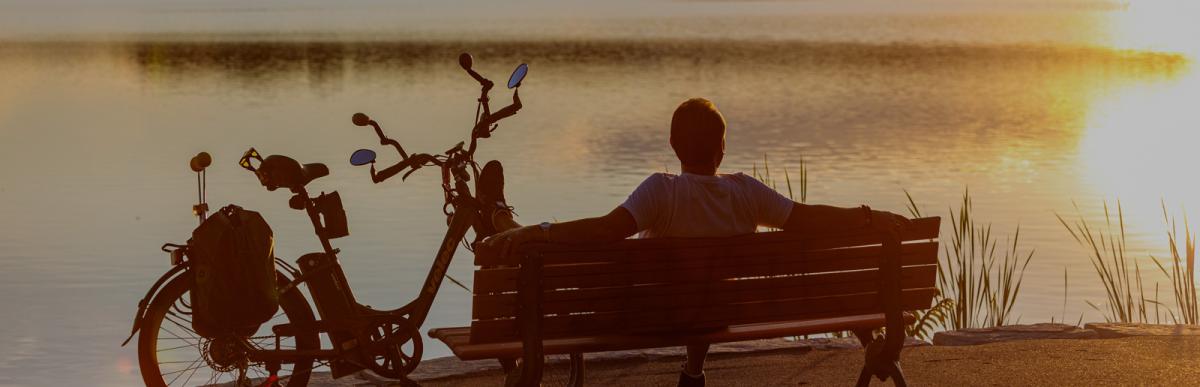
[188,205,280,337]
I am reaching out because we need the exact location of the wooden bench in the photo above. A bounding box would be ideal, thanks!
[429,217,941,386]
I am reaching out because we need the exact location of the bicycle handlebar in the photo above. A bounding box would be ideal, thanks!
[352,113,409,160]
[472,89,521,138]
[459,53,494,93]
[353,52,523,186]
[371,153,438,183]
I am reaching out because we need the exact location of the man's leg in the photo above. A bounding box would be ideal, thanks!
[678,343,708,386]
[684,343,709,375]
[477,160,521,238]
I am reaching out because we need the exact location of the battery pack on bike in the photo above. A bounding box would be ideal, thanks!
[188,204,280,337]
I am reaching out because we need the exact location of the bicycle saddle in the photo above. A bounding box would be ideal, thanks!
[257,155,328,192]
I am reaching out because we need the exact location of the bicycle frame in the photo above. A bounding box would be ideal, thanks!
[240,52,524,379]
[127,52,524,384]
[241,182,478,378]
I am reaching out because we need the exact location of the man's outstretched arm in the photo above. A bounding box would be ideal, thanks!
[483,207,639,250]
[781,202,910,234]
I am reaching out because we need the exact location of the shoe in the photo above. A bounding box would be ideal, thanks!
[475,160,513,242]
[677,371,705,387]
[477,160,507,206]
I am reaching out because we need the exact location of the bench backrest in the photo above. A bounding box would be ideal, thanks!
[470,217,941,344]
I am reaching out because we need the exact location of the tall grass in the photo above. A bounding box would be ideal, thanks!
[902,189,1033,333]
[1150,203,1198,324]
[938,189,1034,329]
[1057,200,1165,323]
[752,154,806,203]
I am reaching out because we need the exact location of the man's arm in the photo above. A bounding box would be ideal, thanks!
[781,202,909,234]
[483,207,639,250]
[548,207,640,242]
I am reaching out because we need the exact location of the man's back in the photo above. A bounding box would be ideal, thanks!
[620,172,795,239]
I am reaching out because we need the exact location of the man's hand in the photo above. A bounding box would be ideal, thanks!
[483,225,544,256]
[869,210,911,235]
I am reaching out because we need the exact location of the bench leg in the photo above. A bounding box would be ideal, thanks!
[567,353,585,387]
[499,358,517,373]
[855,363,873,387]
[503,357,544,387]
[888,360,907,387]
[857,361,908,387]
[852,329,875,348]
[857,344,909,387]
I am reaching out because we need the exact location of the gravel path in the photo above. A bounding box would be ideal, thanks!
[415,336,1200,386]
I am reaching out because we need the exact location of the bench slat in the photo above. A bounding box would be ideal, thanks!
[472,264,936,320]
[432,313,915,360]
[469,287,937,343]
[475,217,941,266]
[474,241,938,294]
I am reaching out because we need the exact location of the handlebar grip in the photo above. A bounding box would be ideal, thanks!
[473,92,522,134]
[371,154,435,183]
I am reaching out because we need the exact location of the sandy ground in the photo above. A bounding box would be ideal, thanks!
[414,336,1200,386]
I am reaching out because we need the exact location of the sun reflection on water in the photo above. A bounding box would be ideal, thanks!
[1103,1,1200,57]
[1076,2,1198,246]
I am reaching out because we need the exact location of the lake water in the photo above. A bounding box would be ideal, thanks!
[1,5,1198,386]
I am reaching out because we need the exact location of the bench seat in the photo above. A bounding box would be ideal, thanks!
[429,312,914,360]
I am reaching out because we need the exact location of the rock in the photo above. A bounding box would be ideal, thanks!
[932,323,1098,346]
[1084,323,1200,338]
[408,336,929,381]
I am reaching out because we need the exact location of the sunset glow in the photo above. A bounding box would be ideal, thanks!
[2,1,1199,386]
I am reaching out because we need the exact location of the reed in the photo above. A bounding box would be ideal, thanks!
[753,154,807,203]
[938,188,1034,329]
[1056,200,1162,323]
[1150,203,1198,324]
[901,189,1033,332]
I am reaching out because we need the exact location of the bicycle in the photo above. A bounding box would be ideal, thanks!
[123,53,528,386]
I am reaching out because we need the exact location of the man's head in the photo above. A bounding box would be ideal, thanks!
[670,98,726,174]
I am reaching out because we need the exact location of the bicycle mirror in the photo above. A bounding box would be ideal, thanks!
[350,149,376,166]
[508,63,528,89]
[459,53,473,70]
[352,112,371,127]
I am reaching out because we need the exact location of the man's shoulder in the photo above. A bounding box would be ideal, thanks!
[719,172,754,183]
[643,172,678,182]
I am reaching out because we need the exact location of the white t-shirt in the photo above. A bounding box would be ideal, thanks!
[619,172,796,238]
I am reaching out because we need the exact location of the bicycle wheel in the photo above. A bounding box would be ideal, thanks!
[138,271,320,387]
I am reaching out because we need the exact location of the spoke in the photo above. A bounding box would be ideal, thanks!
[158,360,207,365]
[180,361,203,387]
[250,337,273,348]
[160,319,198,341]
[157,342,201,353]
[157,326,196,348]
[164,356,204,386]
[157,326,198,348]
[204,370,220,386]
[164,313,199,336]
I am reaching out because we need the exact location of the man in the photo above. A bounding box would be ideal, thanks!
[480,98,909,387]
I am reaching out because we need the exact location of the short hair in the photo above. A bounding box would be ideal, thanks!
[670,98,726,166]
